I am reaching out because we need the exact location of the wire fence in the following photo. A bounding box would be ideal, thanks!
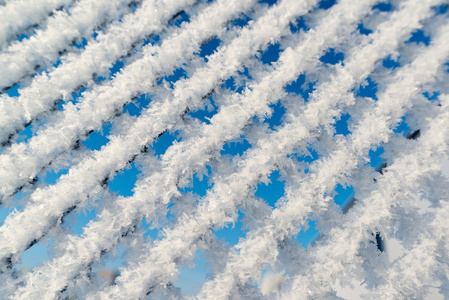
[0,0,448,298]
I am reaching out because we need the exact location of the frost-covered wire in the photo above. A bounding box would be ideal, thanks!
[0,0,257,203]
[0,0,196,146]
[0,0,73,50]
[283,101,449,299]
[365,169,449,299]
[280,26,449,297]
[0,0,259,274]
[113,3,447,299]
[4,0,320,296]
[1,0,448,298]
[84,1,418,298]
[0,0,136,91]
[195,2,449,298]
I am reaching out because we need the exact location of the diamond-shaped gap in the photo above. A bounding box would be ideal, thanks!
[290,16,309,34]
[127,30,163,58]
[92,30,100,40]
[221,76,237,91]
[72,37,88,49]
[334,113,352,136]
[187,96,218,124]
[231,13,252,28]
[320,48,344,65]
[254,170,285,208]
[293,219,320,248]
[15,238,52,274]
[60,205,99,236]
[179,166,213,198]
[291,146,320,173]
[141,217,160,241]
[257,42,282,65]
[221,68,251,93]
[285,74,316,102]
[394,115,412,137]
[198,37,221,62]
[151,130,181,157]
[382,55,401,69]
[123,93,151,117]
[157,67,188,89]
[41,167,69,185]
[221,136,252,157]
[264,101,286,130]
[221,66,253,93]
[108,160,141,197]
[356,77,378,100]
[368,146,385,171]
[108,60,124,78]
[57,86,87,111]
[333,184,355,211]
[213,210,246,246]
[406,29,431,46]
[82,122,111,151]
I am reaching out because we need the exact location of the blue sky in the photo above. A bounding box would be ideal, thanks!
[0,0,442,296]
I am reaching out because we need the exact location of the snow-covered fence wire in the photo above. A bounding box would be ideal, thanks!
[0,0,448,299]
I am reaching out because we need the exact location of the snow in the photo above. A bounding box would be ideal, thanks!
[0,0,448,299]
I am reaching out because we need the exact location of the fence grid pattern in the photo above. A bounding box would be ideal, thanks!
[0,0,448,299]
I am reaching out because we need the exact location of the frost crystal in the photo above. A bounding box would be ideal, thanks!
[0,0,448,299]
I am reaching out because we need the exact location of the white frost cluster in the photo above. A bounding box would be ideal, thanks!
[0,0,448,299]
